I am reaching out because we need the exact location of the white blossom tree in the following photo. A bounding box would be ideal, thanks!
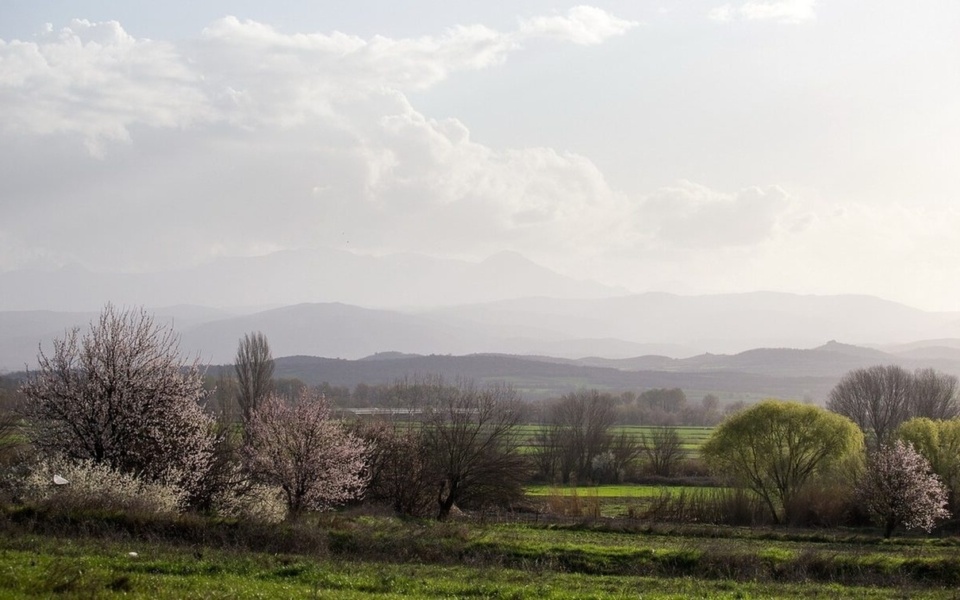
[243,390,368,517]
[19,305,215,496]
[856,440,950,538]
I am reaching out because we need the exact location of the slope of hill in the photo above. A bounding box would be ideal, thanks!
[0,249,625,312]
[257,353,839,403]
[426,292,960,355]
[4,293,960,377]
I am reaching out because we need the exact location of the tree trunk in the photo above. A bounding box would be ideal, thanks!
[436,477,458,520]
[884,517,897,538]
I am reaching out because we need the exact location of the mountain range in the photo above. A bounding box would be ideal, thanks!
[4,249,960,402]
[0,249,625,312]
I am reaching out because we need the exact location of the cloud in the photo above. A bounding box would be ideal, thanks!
[518,6,639,45]
[639,181,794,248]
[0,19,211,156]
[709,0,816,24]
[0,9,639,271]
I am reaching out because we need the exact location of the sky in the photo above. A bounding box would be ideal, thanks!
[1,1,959,310]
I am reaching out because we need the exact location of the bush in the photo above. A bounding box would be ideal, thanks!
[22,455,185,515]
[213,484,287,524]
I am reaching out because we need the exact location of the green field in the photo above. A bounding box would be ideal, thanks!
[514,425,713,459]
[2,512,959,598]
[525,484,710,498]
[524,484,723,518]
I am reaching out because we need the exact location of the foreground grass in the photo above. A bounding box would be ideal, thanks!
[524,485,713,498]
[1,533,954,599]
[3,508,960,598]
[524,484,723,518]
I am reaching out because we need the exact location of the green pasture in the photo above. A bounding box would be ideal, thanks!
[525,484,708,498]
[513,425,714,460]
[2,514,960,598]
[524,484,722,518]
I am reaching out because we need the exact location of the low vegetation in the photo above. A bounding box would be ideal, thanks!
[4,305,960,597]
[3,508,960,598]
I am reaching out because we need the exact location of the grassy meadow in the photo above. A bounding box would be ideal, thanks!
[514,425,713,459]
[2,508,960,599]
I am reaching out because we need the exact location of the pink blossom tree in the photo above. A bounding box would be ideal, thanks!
[19,305,215,496]
[243,390,368,517]
[856,440,950,538]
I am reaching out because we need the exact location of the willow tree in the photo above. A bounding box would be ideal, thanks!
[898,417,960,511]
[702,400,863,524]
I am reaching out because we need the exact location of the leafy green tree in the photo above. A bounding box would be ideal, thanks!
[702,400,863,524]
[897,417,960,511]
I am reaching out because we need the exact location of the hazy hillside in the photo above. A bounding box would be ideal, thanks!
[253,353,841,403]
[178,303,500,365]
[5,292,960,372]
[0,249,625,312]
[426,292,960,355]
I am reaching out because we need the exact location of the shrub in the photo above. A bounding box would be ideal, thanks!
[213,484,287,524]
[22,454,185,515]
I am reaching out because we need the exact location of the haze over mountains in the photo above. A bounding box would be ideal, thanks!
[0,249,625,312]
[3,249,960,400]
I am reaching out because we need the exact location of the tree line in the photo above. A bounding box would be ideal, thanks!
[3,305,960,538]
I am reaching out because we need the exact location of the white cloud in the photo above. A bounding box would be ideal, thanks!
[639,182,794,248]
[518,6,639,45]
[710,0,816,24]
[0,9,639,271]
[708,5,735,22]
[7,5,956,313]
[0,19,211,156]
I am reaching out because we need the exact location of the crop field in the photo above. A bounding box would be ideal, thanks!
[524,484,721,518]
[524,485,700,498]
[2,511,960,598]
[513,425,713,459]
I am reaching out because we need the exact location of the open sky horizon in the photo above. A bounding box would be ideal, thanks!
[2,1,958,311]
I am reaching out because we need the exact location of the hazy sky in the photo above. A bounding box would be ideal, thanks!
[1,1,959,310]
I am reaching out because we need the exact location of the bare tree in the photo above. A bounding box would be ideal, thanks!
[828,366,959,446]
[531,419,567,482]
[607,428,643,482]
[418,379,527,520]
[549,390,618,483]
[235,332,274,425]
[910,368,959,420]
[640,427,685,477]
[19,305,215,493]
[243,389,368,517]
[827,365,912,446]
[353,419,434,516]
